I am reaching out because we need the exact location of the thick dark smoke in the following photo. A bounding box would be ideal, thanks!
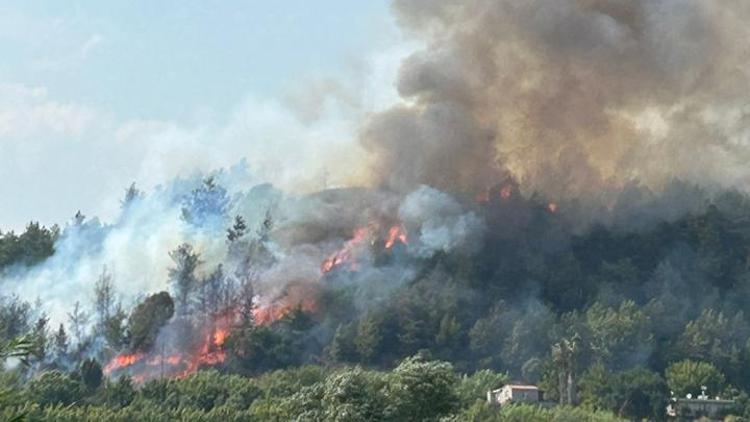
[362,0,750,196]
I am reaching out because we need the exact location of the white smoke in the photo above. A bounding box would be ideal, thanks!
[399,185,484,258]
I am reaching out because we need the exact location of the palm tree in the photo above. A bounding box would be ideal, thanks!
[552,334,580,405]
[0,335,36,362]
[1,336,37,421]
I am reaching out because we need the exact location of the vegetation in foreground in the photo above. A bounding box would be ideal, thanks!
[1,356,628,421]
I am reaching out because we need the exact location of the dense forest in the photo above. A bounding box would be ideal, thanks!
[2,175,750,420]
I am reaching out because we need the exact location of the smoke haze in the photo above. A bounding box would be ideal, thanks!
[361,0,750,196]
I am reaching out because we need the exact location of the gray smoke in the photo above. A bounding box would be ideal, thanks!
[361,0,750,197]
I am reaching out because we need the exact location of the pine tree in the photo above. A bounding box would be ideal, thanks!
[80,358,103,391]
[103,303,128,349]
[168,243,201,315]
[94,267,115,331]
[199,265,225,316]
[73,210,86,226]
[120,182,143,209]
[329,323,358,363]
[226,215,247,243]
[181,176,229,227]
[32,315,49,361]
[356,314,383,364]
[53,323,68,360]
[237,278,255,327]
[67,301,89,346]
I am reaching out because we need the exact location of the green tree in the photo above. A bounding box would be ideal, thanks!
[25,370,83,407]
[676,309,749,379]
[321,368,387,421]
[468,302,513,369]
[585,301,653,370]
[436,313,461,351]
[0,222,58,269]
[225,325,294,375]
[168,243,201,315]
[579,365,668,421]
[0,295,32,342]
[103,303,128,349]
[127,291,174,352]
[356,314,383,364]
[101,376,135,408]
[328,323,358,363]
[454,369,508,408]
[80,358,103,391]
[52,323,68,360]
[665,360,726,398]
[67,300,89,345]
[383,355,458,421]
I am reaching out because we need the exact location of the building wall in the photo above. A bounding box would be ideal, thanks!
[498,386,540,405]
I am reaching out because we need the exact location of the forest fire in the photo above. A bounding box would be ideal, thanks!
[213,328,228,347]
[321,223,409,273]
[103,352,144,374]
[321,226,371,273]
[384,225,408,249]
[253,297,317,325]
[102,293,319,382]
[102,320,230,380]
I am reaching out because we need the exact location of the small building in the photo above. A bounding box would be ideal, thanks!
[666,389,736,421]
[487,384,543,406]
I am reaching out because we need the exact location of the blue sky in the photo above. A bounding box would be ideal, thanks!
[0,1,411,230]
[0,1,393,120]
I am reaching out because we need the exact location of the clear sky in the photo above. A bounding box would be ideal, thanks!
[0,1,408,230]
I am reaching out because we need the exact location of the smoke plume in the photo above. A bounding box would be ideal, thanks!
[361,0,750,197]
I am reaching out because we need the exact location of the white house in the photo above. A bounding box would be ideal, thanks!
[487,384,542,406]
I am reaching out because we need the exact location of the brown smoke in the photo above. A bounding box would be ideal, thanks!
[361,0,750,197]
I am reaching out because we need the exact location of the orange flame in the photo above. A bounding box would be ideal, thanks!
[213,328,228,347]
[104,293,325,383]
[500,184,513,199]
[103,352,144,374]
[104,313,236,381]
[253,292,317,325]
[384,225,408,249]
[321,226,371,273]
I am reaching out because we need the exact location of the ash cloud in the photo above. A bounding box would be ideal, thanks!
[362,0,750,197]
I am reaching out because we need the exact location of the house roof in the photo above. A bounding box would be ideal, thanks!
[504,384,539,389]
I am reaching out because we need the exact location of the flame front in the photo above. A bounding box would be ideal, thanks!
[321,226,371,273]
[384,225,408,249]
[103,352,144,374]
[106,220,406,382]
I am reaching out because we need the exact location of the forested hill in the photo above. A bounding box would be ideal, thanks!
[3,180,750,420]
